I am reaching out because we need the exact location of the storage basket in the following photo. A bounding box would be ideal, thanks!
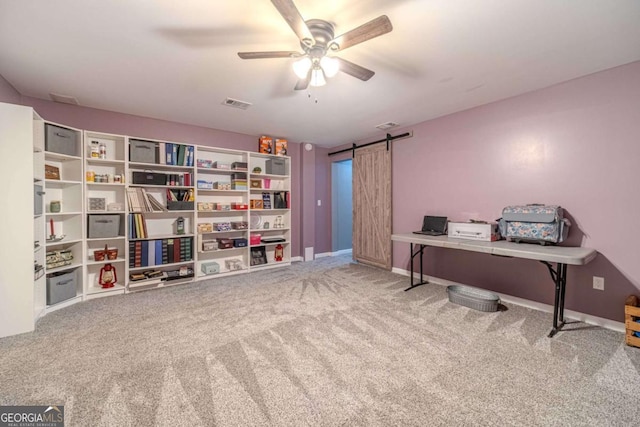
[446,285,500,312]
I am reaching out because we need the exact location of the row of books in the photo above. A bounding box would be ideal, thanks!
[128,237,193,268]
[127,188,166,213]
[129,213,148,239]
[161,143,194,166]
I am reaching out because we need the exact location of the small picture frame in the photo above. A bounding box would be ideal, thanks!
[45,164,60,180]
[250,246,267,266]
[88,197,106,211]
[250,179,262,189]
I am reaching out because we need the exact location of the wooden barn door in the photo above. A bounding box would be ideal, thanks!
[352,143,392,269]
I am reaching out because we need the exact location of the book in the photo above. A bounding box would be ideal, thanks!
[162,239,168,264]
[167,239,174,264]
[165,143,173,165]
[134,241,142,268]
[173,238,181,263]
[129,241,136,268]
[159,142,166,165]
[148,239,155,266]
[177,144,186,166]
[141,240,149,267]
[154,240,163,265]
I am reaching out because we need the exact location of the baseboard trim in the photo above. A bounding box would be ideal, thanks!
[315,249,353,259]
[291,256,304,263]
[391,267,625,333]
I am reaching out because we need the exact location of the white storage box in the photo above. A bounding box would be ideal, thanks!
[448,221,500,241]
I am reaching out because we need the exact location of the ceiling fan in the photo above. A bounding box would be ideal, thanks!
[238,0,393,90]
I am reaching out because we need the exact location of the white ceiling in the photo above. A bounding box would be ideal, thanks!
[1,0,639,148]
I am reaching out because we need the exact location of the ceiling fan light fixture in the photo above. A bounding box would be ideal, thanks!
[293,57,312,79]
[310,68,326,87]
[320,56,339,78]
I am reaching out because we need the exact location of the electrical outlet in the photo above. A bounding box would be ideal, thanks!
[593,276,605,291]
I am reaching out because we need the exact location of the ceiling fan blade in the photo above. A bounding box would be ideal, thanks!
[336,57,375,81]
[238,51,301,59]
[294,75,310,90]
[329,15,393,51]
[271,0,314,46]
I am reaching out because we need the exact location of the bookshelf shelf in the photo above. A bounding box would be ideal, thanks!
[129,233,195,241]
[129,260,194,272]
[129,162,193,171]
[44,152,82,162]
[86,257,127,266]
[86,159,125,166]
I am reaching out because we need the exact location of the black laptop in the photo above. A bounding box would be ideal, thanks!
[413,215,448,236]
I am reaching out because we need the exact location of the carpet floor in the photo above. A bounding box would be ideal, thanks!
[1,256,639,426]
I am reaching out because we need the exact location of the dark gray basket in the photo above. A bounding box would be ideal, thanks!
[446,285,500,312]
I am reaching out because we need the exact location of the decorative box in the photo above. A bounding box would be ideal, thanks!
[231,221,248,229]
[212,161,230,169]
[213,203,231,211]
[250,200,264,209]
[214,222,231,231]
[231,179,247,190]
[226,258,243,271]
[197,180,213,190]
[213,182,231,190]
[250,179,262,189]
[231,162,248,170]
[197,159,213,168]
[217,238,234,249]
[259,136,273,154]
[202,240,217,252]
[197,202,214,212]
[88,197,106,211]
[132,172,166,185]
[233,238,248,248]
[201,262,220,275]
[275,139,288,156]
[197,223,213,233]
[231,203,248,210]
[250,234,262,245]
[45,164,60,180]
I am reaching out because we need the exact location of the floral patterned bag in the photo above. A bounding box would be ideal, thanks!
[498,204,571,245]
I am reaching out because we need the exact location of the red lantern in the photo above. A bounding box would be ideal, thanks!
[99,263,117,288]
[274,244,284,262]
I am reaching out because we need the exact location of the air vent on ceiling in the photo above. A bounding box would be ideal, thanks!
[222,97,252,110]
[375,121,399,130]
[49,93,79,105]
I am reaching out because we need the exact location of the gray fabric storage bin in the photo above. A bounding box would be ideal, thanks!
[265,158,286,175]
[88,214,121,238]
[45,124,79,156]
[47,270,77,305]
[129,139,158,164]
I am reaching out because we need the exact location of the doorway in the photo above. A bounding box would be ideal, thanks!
[331,159,353,253]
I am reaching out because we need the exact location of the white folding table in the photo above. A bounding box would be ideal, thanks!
[391,233,597,337]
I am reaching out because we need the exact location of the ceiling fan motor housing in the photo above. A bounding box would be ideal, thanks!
[301,19,336,56]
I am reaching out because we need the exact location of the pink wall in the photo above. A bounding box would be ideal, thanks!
[314,146,332,255]
[0,74,20,104]
[391,61,640,322]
